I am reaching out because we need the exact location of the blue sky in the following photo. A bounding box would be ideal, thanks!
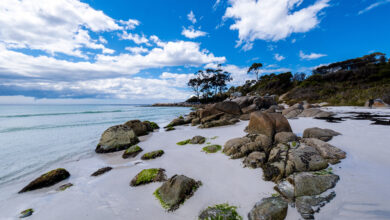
[0,0,389,104]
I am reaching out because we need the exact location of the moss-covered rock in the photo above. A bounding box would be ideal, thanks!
[19,208,34,218]
[189,135,206,144]
[130,168,166,186]
[141,150,164,160]
[122,145,143,159]
[248,197,288,220]
[165,126,175,131]
[199,203,243,220]
[91,167,113,176]
[19,168,70,193]
[154,175,201,211]
[144,121,159,130]
[202,145,222,153]
[176,139,191,145]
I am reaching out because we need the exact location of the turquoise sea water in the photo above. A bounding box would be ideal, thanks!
[0,104,190,186]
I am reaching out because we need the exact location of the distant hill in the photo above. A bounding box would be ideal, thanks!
[227,53,390,106]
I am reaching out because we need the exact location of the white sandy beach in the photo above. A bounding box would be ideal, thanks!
[0,107,390,220]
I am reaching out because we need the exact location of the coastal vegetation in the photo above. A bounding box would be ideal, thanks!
[186,52,390,106]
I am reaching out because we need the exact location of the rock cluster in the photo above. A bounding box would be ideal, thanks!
[222,111,346,219]
[282,102,334,119]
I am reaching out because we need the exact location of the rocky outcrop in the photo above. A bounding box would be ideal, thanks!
[223,134,271,159]
[154,175,201,211]
[282,103,304,119]
[298,109,334,118]
[95,125,140,153]
[130,168,166,186]
[303,127,341,142]
[190,135,206,144]
[124,120,149,136]
[214,101,242,115]
[91,167,113,176]
[248,112,292,138]
[19,168,70,193]
[122,145,143,159]
[248,197,288,220]
[288,144,329,172]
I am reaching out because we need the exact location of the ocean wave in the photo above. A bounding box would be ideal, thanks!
[0,110,124,118]
[0,120,124,133]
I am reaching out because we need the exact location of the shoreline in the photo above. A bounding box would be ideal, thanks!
[0,106,389,219]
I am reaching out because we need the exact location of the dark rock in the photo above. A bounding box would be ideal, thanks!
[248,197,288,220]
[19,209,34,218]
[303,127,341,142]
[296,191,336,219]
[141,150,164,160]
[240,113,250,121]
[242,104,257,114]
[91,167,113,176]
[154,175,201,211]
[122,145,143,159]
[130,168,166,186]
[248,112,292,138]
[57,183,73,191]
[95,125,139,153]
[165,117,186,128]
[19,168,70,193]
[214,101,242,115]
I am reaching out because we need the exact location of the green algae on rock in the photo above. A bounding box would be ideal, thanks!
[19,208,34,218]
[141,150,164,160]
[130,168,167,186]
[91,167,113,176]
[122,145,143,159]
[202,145,222,153]
[199,203,243,220]
[19,168,70,193]
[176,139,191,145]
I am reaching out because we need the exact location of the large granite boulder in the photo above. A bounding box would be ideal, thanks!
[282,103,304,119]
[223,137,252,157]
[248,112,292,138]
[231,96,252,108]
[302,138,346,163]
[155,175,201,211]
[199,105,222,119]
[124,120,149,136]
[242,104,257,114]
[303,127,341,142]
[214,101,242,115]
[95,125,139,153]
[296,192,336,219]
[224,134,271,159]
[287,172,339,197]
[299,109,334,118]
[248,197,288,220]
[19,168,70,193]
[288,144,328,172]
[253,96,278,110]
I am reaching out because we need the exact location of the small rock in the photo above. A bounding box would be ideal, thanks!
[141,150,164,160]
[130,168,166,186]
[303,127,341,142]
[243,151,266,168]
[296,191,336,219]
[19,208,34,218]
[154,175,201,211]
[19,168,70,193]
[248,197,288,220]
[190,136,206,144]
[57,183,73,191]
[202,145,222,153]
[199,203,242,220]
[91,167,113,176]
[274,132,297,144]
[122,145,143,159]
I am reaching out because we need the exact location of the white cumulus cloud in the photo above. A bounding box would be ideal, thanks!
[274,53,286,61]
[223,0,330,50]
[181,27,207,39]
[187,11,197,24]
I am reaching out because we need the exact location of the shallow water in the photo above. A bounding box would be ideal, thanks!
[0,104,190,186]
